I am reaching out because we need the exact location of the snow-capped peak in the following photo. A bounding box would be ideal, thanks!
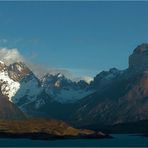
[0,61,4,64]
[41,73,94,103]
[57,73,63,78]
[0,61,7,71]
[0,72,20,101]
[0,61,47,110]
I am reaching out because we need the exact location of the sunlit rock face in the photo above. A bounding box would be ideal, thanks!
[7,62,32,81]
[129,43,148,71]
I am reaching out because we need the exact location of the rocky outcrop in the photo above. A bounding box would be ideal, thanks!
[8,62,32,81]
[0,61,7,71]
[129,43,148,71]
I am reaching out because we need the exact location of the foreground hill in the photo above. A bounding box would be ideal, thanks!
[0,119,110,140]
[0,93,109,139]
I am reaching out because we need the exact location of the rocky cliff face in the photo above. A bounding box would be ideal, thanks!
[129,43,148,71]
[90,68,122,90]
[70,70,148,127]
[8,62,32,81]
[68,43,148,127]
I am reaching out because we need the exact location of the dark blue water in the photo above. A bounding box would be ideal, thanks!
[0,134,147,147]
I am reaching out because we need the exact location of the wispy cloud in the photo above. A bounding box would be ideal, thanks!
[73,76,94,84]
[0,48,25,65]
[0,37,41,47]
[0,48,72,78]
[0,39,8,44]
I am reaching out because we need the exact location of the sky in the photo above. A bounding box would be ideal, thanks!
[0,1,148,78]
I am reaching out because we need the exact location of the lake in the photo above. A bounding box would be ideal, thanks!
[0,134,147,147]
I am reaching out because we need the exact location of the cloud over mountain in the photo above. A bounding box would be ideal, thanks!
[0,48,93,83]
[0,48,24,65]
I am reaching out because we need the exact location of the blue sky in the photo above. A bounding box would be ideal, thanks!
[0,1,148,77]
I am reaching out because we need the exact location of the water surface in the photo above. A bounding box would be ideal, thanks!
[0,134,147,147]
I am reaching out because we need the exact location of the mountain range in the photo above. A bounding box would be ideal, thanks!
[0,43,148,131]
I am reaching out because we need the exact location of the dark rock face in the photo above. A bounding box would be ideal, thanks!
[104,120,148,134]
[90,68,122,90]
[71,70,148,127]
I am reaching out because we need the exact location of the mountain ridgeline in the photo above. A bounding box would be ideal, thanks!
[0,43,148,131]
